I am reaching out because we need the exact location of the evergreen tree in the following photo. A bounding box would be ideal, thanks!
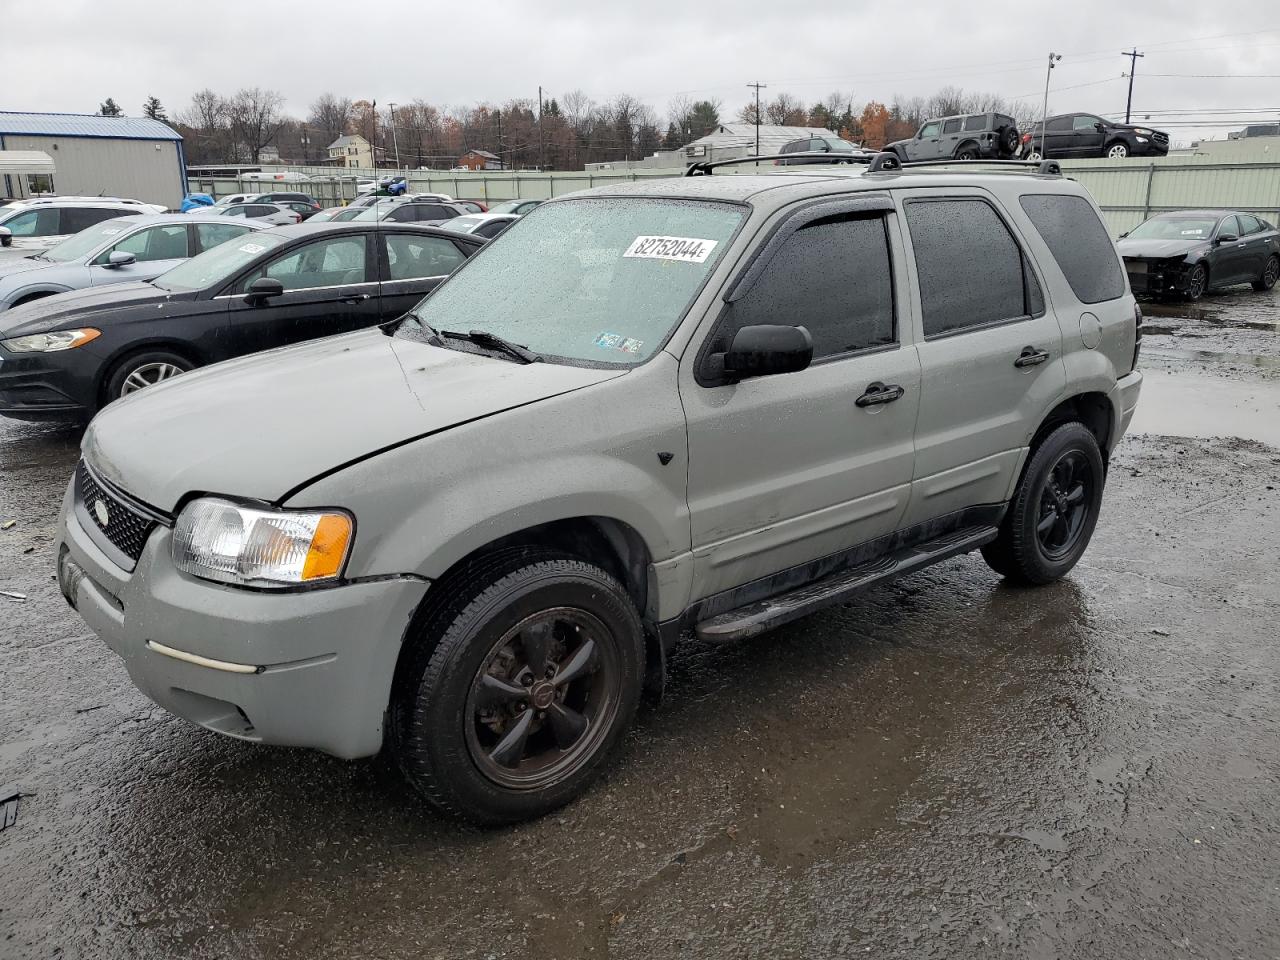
[142,96,168,121]
[99,98,123,117]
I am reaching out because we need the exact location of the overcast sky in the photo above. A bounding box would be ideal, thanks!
[8,1,1280,144]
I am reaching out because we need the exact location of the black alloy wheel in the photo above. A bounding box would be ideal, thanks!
[1186,263,1208,301]
[465,607,622,790]
[1035,451,1092,561]
[1253,255,1280,292]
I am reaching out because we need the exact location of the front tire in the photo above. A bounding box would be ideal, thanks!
[1185,263,1208,301]
[981,422,1105,585]
[103,350,193,406]
[1105,141,1130,159]
[392,553,646,826]
[1252,254,1279,291]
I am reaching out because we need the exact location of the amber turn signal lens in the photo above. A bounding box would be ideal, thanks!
[301,514,353,581]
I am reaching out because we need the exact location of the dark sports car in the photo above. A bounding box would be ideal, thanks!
[0,222,484,421]
[1117,210,1280,301]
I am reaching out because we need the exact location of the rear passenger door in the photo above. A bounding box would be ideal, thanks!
[378,230,470,319]
[898,190,1066,527]
[222,232,381,354]
[682,201,921,600]
[941,118,963,157]
[192,221,255,254]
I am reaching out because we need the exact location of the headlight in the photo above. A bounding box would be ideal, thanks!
[1,328,101,352]
[172,497,353,588]
[1133,128,1153,136]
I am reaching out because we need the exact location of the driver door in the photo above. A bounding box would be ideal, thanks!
[88,223,191,286]
[222,232,381,356]
[681,201,920,601]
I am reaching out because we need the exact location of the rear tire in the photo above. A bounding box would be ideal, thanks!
[955,144,979,161]
[982,422,1105,585]
[1252,254,1279,292]
[391,552,646,826]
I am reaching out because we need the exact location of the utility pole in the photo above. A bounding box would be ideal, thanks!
[387,102,402,172]
[747,81,767,154]
[1040,53,1061,158]
[1122,49,1145,123]
[538,86,545,171]
[496,110,504,170]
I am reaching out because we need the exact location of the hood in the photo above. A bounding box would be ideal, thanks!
[0,282,179,336]
[83,328,627,512]
[0,255,53,283]
[1116,238,1207,260]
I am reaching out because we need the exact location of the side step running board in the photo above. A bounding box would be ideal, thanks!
[694,525,999,643]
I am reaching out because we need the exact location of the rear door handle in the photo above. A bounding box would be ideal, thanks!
[855,381,905,407]
[1014,346,1051,368]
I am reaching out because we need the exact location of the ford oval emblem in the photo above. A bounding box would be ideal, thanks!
[93,499,110,528]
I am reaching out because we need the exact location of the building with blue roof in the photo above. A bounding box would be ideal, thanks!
[0,111,186,208]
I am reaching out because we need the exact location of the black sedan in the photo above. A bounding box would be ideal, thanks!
[1116,210,1280,301]
[0,223,484,421]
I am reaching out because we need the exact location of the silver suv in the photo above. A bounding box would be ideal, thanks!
[56,161,1143,824]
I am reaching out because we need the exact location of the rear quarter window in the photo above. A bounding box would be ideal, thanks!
[1019,194,1126,304]
[963,115,987,132]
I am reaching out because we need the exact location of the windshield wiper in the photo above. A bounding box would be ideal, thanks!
[441,329,541,364]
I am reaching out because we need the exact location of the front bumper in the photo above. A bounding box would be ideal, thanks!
[1124,258,1192,297]
[0,349,94,421]
[56,480,429,759]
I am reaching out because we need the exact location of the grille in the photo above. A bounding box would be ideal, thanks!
[1153,132,1170,145]
[76,461,158,566]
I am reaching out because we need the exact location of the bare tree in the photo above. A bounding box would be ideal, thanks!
[176,89,231,163]
[765,93,808,126]
[226,87,285,163]
[308,93,353,150]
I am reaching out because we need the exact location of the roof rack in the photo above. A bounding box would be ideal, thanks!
[683,151,1061,177]
[684,150,876,176]
[867,153,1062,176]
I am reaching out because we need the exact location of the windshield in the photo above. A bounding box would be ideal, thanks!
[402,197,744,366]
[829,139,856,152]
[438,216,484,234]
[1127,216,1220,241]
[487,200,524,214]
[153,232,286,292]
[42,218,134,263]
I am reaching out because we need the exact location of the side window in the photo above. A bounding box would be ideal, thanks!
[906,198,1037,337]
[222,205,247,217]
[239,236,367,292]
[4,208,59,236]
[1218,215,1241,238]
[477,220,510,239]
[97,225,189,264]
[420,204,455,220]
[1046,116,1072,132]
[1072,116,1098,131]
[1019,194,1125,304]
[720,214,895,361]
[62,207,124,233]
[195,222,251,252]
[384,233,466,280]
[385,206,418,222]
[920,122,941,138]
[942,118,962,135]
[1239,215,1263,235]
[963,115,987,132]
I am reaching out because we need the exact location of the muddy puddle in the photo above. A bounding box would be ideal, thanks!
[1130,370,1280,446]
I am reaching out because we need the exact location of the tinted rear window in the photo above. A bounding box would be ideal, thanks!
[1019,194,1125,304]
[963,115,986,132]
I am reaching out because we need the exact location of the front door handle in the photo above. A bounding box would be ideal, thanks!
[339,293,370,304]
[856,381,905,407]
[1014,346,1051,368]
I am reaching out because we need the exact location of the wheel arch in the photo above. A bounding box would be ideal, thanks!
[1032,391,1114,459]
[9,285,70,307]
[397,515,668,701]
[953,139,981,158]
[96,338,207,407]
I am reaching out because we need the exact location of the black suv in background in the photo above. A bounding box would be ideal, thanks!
[775,135,871,165]
[885,112,1020,162]
[1021,113,1170,160]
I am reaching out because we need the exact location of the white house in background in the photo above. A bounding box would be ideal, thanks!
[327,134,383,169]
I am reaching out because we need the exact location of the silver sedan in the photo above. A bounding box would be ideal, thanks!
[0,215,268,312]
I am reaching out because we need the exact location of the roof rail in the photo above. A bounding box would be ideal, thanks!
[866,154,1062,176]
[684,150,875,176]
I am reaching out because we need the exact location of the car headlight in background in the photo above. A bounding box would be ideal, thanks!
[1,328,101,352]
[172,498,353,588]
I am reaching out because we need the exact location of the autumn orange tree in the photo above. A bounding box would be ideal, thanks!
[859,102,892,148]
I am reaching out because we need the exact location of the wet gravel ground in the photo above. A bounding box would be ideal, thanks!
[2,292,1280,958]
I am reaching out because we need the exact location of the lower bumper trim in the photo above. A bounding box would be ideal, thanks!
[146,639,260,674]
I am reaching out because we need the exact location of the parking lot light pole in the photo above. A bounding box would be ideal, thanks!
[1040,53,1062,158]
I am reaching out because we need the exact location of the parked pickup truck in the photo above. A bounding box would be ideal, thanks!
[56,160,1143,825]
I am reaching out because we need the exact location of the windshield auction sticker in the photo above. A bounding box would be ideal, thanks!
[623,236,718,264]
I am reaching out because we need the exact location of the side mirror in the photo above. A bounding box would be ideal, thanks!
[246,276,284,303]
[722,325,813,380]
[1119,231,1129,239]
[105,250,136,268]
[0,226,10,247]
[1217,233,1239,244]
[1095,122,1106,132]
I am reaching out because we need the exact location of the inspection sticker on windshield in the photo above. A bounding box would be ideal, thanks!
[623,236,717,264]
[237,242,266,254]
